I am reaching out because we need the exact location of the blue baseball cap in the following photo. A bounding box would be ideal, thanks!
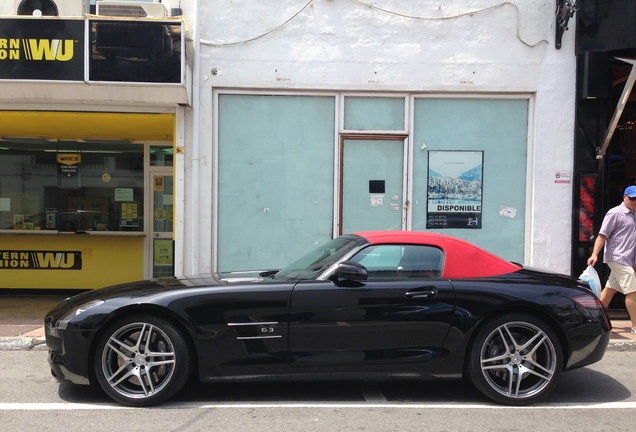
[625,185,636,197]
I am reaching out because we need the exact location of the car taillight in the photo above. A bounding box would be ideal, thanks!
[572,294,611,329]
[572,294,603,310]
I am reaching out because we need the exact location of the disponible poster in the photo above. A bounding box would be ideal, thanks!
[426,150,483,229]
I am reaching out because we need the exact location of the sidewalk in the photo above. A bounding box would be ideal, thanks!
[1,294,635,350]
[0,294,65,350]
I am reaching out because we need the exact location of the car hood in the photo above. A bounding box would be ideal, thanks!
[51,270,277,312]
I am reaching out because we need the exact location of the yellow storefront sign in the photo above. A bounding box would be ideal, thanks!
[1,235,143,290]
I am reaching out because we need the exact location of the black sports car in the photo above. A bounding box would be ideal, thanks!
[45,231,611,407]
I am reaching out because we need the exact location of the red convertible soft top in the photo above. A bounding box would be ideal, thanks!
[355,231,521,278]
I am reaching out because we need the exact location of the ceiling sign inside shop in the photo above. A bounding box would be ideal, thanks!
[57,153,81,177]
[0,18,84,80]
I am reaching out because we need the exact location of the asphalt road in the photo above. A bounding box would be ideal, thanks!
[1,350,635,432]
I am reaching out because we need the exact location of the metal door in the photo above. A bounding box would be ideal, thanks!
[340,137,407,234]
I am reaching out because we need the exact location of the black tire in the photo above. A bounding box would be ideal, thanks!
[93,314,192,407]
[466,313,563,405]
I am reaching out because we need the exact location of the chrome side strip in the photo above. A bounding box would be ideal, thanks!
[236,335,282,340]
[227,322,278,326]
[228,322,282,340]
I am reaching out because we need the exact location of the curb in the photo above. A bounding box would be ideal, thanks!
[607,339,636,352]
[0,337,47,351]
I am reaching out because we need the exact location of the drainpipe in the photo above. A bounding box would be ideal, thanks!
[189,0,201,277]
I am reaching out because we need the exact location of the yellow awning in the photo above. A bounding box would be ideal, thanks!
[0,111,174,142]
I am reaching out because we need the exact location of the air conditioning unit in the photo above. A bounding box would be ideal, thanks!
[96,1,168,18]
[4,0,89,17]
[53,0,89,16]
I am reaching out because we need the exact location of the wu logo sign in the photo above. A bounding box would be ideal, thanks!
[0,251,82,270]
[0,39,76,61]
[21,39,76,61]
[0,18,85,81]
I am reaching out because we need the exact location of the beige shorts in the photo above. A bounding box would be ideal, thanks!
[606,262,636,295]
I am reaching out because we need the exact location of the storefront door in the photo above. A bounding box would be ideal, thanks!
[149,170,174,278]
[340,137,407,234]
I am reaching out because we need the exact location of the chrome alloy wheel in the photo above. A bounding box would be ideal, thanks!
[479,321,558,400]
[100,322,177,400]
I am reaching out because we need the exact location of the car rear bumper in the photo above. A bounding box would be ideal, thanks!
[564,321,612,370]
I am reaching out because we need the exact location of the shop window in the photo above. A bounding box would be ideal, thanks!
[343,96,406,131]
[0,139,144,232]
[150,146,174,166]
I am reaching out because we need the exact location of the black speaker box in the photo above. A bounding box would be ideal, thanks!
[579,51,609,100]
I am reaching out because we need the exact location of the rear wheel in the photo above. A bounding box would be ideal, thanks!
[94,314,192,406]
[466,314,563,405]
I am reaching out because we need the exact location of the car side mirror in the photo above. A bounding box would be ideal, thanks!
[333,261,368,281]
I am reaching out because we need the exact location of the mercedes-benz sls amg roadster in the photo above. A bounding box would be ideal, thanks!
[45,231,610,407]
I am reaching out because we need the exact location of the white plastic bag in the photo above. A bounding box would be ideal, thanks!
[579,265,602,298]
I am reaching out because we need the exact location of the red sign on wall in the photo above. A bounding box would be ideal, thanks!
[579,175,596,242]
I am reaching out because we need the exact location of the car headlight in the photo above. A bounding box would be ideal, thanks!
[55,299,104,330]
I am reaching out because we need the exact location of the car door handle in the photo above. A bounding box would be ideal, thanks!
[405,287,438,299]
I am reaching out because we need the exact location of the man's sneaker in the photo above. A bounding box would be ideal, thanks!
[631,328,636,335]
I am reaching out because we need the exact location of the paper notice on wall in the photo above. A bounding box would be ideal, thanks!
[370,195,384,207]
[555,171,571,183]
[498,206,517,219]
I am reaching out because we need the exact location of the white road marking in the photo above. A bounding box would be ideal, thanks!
[360,382,388,402]
[1,401,636,410]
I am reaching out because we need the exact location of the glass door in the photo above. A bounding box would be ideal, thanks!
[149,171,174,278]
[340,137,407,234]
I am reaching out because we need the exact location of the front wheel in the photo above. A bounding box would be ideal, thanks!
[94,314,192,406]
[466,314,563,405]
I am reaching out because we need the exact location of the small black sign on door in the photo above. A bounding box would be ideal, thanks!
[369,180,385,194]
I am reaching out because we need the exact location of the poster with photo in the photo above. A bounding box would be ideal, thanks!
[426,150,483,229]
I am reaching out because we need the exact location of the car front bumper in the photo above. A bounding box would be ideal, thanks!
[46,325,96,385]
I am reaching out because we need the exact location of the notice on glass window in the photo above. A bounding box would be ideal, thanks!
[154,239,173,266]
[0,198,10,212]
[115,188,134,202]
[426,151,483,229]
[120,201,139,228]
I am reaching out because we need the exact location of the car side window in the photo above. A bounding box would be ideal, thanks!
[350,245,444,279]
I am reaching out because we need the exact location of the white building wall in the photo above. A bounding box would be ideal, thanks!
[174,0,576,275]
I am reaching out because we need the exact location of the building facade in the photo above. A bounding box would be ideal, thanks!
[0,0,187,288]
[180,0,576,278]
[574,0,636,312]
[1,0,581,290]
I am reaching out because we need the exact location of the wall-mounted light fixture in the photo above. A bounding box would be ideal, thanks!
[555,0,579,49]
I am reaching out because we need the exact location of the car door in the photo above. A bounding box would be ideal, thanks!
[287,244,455,367]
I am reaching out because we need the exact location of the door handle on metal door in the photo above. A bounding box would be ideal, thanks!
[405,287,438,299]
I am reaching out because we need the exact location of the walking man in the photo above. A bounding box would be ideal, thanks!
[587,185,636,334]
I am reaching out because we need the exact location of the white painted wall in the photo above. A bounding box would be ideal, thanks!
[172,0,576,275]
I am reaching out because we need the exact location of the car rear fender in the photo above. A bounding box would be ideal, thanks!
[459,305,570,374]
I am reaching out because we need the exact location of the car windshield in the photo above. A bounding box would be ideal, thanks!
[274,236,360,280]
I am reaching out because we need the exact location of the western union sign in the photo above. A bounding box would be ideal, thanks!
[0,18,84,80]
[0,38,76,61]
[0,251,82,270]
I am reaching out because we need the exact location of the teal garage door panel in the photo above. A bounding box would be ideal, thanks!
[218,94,336,271]
[412,98,529,262]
